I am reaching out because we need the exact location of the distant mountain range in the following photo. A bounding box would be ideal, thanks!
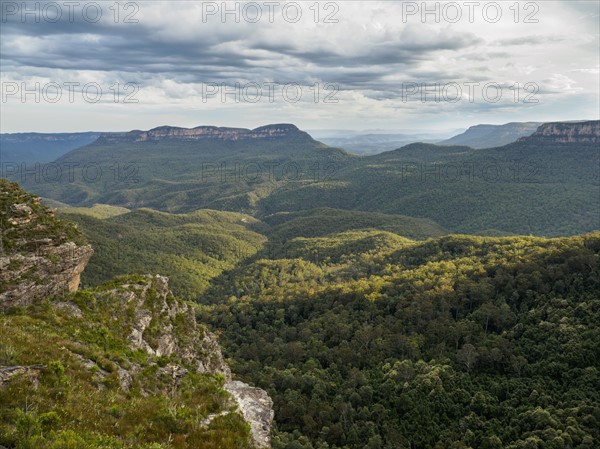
[5,120,598,237]
[437,122,543,149]
[0,132,101,164]
[317,132,450,155]
[0,122,554,162]
[96,124,313,144]
[1,121,591,163]
[313,122,558,154]
[12,123,348,212]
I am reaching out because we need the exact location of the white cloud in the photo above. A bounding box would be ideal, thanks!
[0,0,598,132]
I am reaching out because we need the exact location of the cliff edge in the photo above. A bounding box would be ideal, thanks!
[518,120,600,144]
[0,179,93,309]
[0,179,273,449]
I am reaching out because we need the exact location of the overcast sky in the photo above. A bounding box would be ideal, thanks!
[1,0,598,133]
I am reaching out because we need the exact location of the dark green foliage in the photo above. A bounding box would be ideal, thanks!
[262,140,600,236]
[20,133,350,216]
[17,131,599,236]
[199,232,600,449]
[59,208,267,299]
[264,208,447,241]
[4,129,600,449]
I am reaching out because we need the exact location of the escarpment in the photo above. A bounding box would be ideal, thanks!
[519,120,600,144]
[94,274,275,448]
[95,123,311,144]
[0,179,273,448]
[1,179,93,309]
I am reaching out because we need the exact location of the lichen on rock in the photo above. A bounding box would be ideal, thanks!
[1,179,92,309]
[225,380,275,449]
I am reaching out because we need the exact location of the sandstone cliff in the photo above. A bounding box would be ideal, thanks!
[0,180,274,448]
[96,123,311,144]
[519,120,600,144]
[95,274,274,448]
[1,180,93,309]
[109,274,274,448]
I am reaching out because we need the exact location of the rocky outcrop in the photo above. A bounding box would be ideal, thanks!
[102,275,274,447]
[1,180,93,309]
[0,242,93,309]
[105,274,232,378]
[0,365,44,387]
[0,180,274,447]
[225,380,275,449]
[519,120,600,144]
[96,123,311,144]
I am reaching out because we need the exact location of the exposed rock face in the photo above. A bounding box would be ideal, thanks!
[520,120,600,144]
[52,301,83,318]
[102,275,275,446]
[106,274,231,378]
[0,132,99,144]
[0,365,44,387]
[1,180,93,309]
[0,242,93,309]
[0,180,275,447]
[96,123,311,144]
[225,380,275,449]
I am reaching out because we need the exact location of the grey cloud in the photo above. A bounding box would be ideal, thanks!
[495,35,566,46]
[1,4,483,91]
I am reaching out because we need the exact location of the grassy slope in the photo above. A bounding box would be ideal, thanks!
[0,277,253,449]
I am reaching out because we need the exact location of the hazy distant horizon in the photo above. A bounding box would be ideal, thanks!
[1,117,597,137]
[2,1,598,133]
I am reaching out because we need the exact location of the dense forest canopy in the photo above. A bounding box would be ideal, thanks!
[15,123,600,237]
[199,231,600,449]
[55,194,600,449]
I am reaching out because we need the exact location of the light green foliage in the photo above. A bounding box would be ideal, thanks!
[264,208,447,241]
[57,204,131,219]
[200,232,600,449]
[59,208,268,299]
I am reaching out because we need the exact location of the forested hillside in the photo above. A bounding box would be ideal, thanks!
[199,232,600,449]
[58,206,447,298]
[15,121,599,237]
[60,194,598,448]
[59,207,268,299]
[3,120,599,449]
[0,180,272,449]
[262,127,600,235]
[3,0,598,447]
[20,124,350,214]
